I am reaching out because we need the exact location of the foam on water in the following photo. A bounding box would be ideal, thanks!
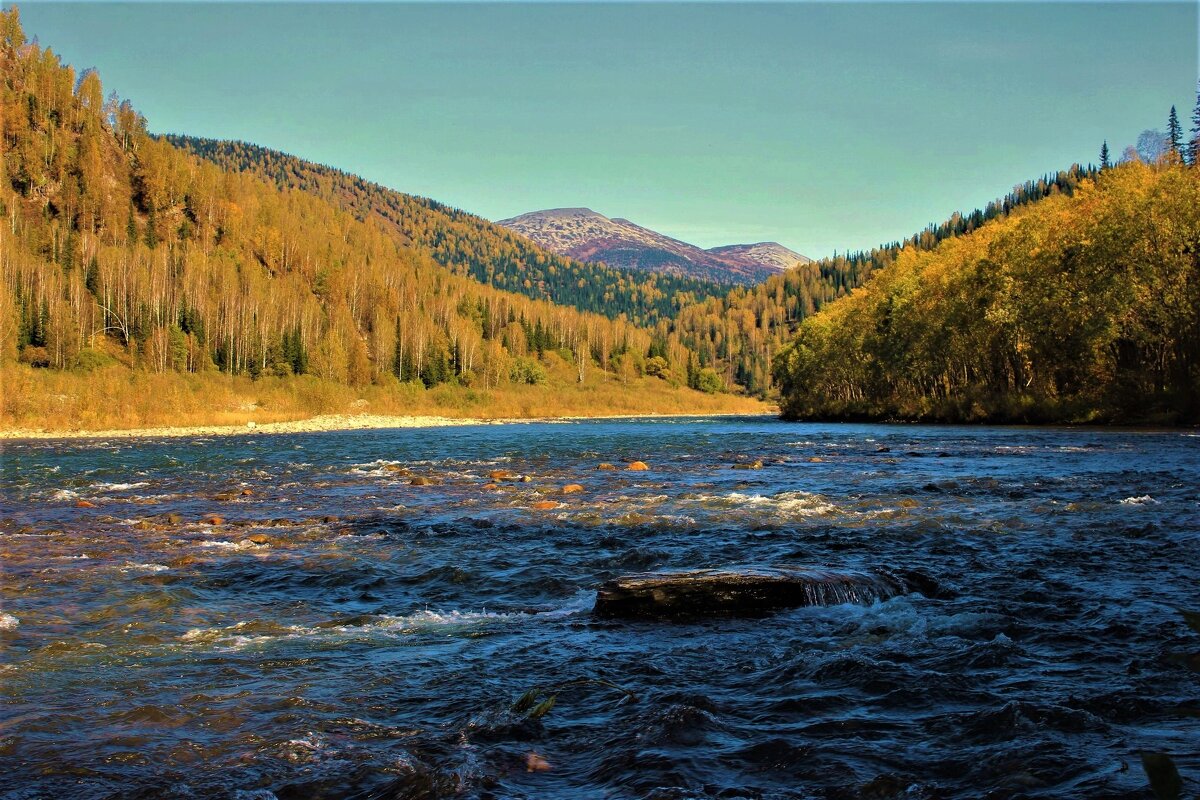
[695,490,839,516]
[180,595,593,651]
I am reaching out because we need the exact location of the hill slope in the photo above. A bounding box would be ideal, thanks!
[665,163,1101,397]
[496,207,804,284]
[165,136,726,328]
[773,161,1200,423]
[707,242,812,273]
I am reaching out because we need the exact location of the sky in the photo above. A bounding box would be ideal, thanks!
[17,1,1199,258]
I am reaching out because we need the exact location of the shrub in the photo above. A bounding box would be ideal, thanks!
[72,348,116,371]
[510,357,548,386]
[645,356,670,379]
[17,346,50,368]
[696,367,724,394]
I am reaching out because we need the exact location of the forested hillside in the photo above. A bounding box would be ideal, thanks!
[165,135,724,328]
[168,132,1098,399]
[667,164,1099,397]
[0,9,767,431]
[773,160,1200,423]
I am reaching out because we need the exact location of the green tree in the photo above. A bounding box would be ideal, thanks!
[1168,105,1183,156]
[696,368,724,394]
[1100,140,1111,170]
[1189,81,1200,166]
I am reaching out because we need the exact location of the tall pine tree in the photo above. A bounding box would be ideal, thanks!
[1167,105,1183,157]
[1190,81,1200,166]
[1100,140,1111,169]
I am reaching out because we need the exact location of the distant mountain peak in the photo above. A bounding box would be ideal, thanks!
[497,209,808,285]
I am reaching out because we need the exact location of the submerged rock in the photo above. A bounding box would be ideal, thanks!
[562,483,584,494]
[593,566,936,619]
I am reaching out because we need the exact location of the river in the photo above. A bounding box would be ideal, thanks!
[1,416,1197,798]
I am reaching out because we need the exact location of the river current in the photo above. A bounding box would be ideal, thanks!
[1,416,1197,799]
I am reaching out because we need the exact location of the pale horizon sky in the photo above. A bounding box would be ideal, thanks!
[17,1,1199,258]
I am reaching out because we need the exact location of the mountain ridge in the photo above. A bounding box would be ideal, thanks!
[497,207,809,284]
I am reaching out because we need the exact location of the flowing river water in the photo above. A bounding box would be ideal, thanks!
[1,416,1198,799]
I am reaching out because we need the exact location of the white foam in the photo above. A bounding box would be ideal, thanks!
[1120,495,1159,506]
[197,540,261,550]
[93,481,149,492]
[0,613,18,631]
[181,596,591,650]
[120,562,170,573]
[704,491,838,516]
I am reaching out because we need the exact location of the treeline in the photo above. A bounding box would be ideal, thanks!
[666,164,1099,397]
[0,9,707,395]
[164,135,725,329]
[773,161,1200,423]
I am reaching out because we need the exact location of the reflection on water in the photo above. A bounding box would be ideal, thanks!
[1,417,1198,798]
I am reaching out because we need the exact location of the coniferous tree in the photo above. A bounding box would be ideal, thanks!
[1190,82,1200,166]
[1100,140,1111,170]
[1168,105,1183,156]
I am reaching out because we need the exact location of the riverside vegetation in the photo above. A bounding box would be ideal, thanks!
[773,159,1200,424]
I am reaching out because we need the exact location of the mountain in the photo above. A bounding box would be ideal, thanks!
[496,208,806,284]
[707,242,813,273]
[166,140,727,329]
[774,161,1200,423]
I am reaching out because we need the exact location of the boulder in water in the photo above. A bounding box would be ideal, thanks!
[626,461,650,471]
[562,483,584,494]
[593,566,929,619]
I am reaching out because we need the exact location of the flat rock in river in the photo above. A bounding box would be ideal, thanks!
[593,566,922,619]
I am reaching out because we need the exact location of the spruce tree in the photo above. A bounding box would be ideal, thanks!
[1190,81,1200,166]
[1100,140,1111,170]
[1167,105,1183,156]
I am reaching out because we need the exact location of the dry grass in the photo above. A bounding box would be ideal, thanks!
[1,362,771,434]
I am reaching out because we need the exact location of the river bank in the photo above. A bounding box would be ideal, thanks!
[1,363,771,439]
[0,410,770,441]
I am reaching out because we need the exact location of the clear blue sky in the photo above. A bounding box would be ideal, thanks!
[18,2,1199,258]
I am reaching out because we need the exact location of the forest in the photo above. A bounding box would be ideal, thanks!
[0,9,759,429]
[773,159,1200,423]
[164,134,729,328]
[168,136,1102,400]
